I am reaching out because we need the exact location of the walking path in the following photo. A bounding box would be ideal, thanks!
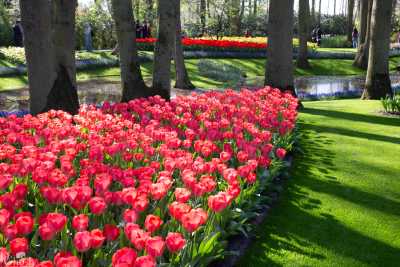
[239,100,400,267]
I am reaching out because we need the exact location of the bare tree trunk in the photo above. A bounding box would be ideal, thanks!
[297,0,310,68]
[265,0,296,95]
[174,0,194,90]
[20,0,79,115]
[363,0,394,99]
[254,0,257,16]
[230,0,241,35]
[318,0,322,26]
[50,0,80,114]
[334,0,337,15]
[311,0,316,26]
[346,0,355,43]
[152,0,175,99]
[354,0,372,69]
[200,0,206,34]
[111,0,149,102]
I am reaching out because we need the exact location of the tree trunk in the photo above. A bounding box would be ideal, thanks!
[346,0,355,43]
[50,0,80,114]
[111,0,149,102]
[311,0,316,27]
[152,0,175,99]
[174,0,194,90]
[363,0,394,99]
[230,0,241,35]
[334,0,337,15]
[200,0,206,34]
[20,0,79,115]
[265,0,296,95]
[297,0,310,69]
[354,0,372,69]
[318,0,322,26]
[253,0,257,16]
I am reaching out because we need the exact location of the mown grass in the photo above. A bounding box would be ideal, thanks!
[239,100,400,267]
[1,57,400,91]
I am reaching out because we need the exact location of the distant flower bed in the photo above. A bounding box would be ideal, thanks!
[0,88,297,266]
[136,38,267,52]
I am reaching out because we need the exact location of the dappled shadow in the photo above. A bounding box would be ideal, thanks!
[238,114,400,266]
[303,107,400,127]
[303,123,400,145]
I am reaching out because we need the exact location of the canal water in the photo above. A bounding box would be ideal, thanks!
[1,74,400,112]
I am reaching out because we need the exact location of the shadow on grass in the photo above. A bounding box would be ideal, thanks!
[303,107,400,127]
[239,118,400,267]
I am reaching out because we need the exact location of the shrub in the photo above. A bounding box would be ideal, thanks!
[76,5,117,50]
[321,35,352,48]
[0,3,12,47]
[381,95,400,114]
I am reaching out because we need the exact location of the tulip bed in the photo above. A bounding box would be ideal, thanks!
[0,88,298,267]
[136,38,266,52]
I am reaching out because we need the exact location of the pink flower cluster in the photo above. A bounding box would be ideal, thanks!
[0,88,297,266]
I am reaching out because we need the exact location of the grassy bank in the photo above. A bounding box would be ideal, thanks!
[239,100,400,267]
[1,57,400,91]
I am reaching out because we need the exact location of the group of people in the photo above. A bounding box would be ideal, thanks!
[311,26,360,49]
[136,20,152,39]
[311,27,323,46]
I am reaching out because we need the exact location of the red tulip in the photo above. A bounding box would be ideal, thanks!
[208,192,231,213]
[90,229,105,249]
[88,197,107,215]
[134,255,156,267]
[112,247,137,267]
[174,188,191,203]
[123,209,138,223]
[3,224,18,240]
[37,261,54,267]
[39,223,55,241]
[0,209,10,228]
[144,215,163,233]
[15,215,34,235]
[9,237,28,257]
[73,231,92,252]
[72,214,89,232]
[103,224,120,241]
[0,247,9,266]
[165,232,186,253]
[276,148,287,159]
[145,236,165,258]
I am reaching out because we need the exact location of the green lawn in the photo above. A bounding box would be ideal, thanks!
[239,100,400,267]
[2,57,400,91]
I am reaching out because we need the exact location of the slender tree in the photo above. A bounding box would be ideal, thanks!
[200,0,206,34]
[354,0,372,69]
[297,0,310,68]
[111,0,149,102]
[346,0,355,43]
[253,0,257,15]
[152,0,175,99]
[20,0,79,115]
[363,0,394,99]
[265,0,296,95]
[318,0,322,26]
[311,0,316,27]
[174,0,195,90]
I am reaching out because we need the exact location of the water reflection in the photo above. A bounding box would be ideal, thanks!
[1,74,400,112]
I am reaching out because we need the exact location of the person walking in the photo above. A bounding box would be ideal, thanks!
[316,27,322,47]
[352,28,359,48]
[84,23,93,51]
[13,20,24,47]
